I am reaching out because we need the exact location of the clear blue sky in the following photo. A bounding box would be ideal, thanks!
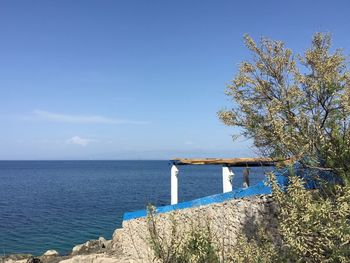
[1,0,349,160]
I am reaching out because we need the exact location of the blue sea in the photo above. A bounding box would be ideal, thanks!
[0,161,273,256]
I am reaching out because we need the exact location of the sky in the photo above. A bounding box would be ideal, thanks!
[1,0,350,160]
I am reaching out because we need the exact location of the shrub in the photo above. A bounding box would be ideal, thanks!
[146,205,220,263]
[146,175,350,262]
[218,33,350,181]
[270,173,350,262]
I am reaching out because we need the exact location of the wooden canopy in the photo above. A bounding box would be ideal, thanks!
[171,157,286,167]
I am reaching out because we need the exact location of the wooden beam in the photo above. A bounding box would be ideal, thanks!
[171,157,291,166]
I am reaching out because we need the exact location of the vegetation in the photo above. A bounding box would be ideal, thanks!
[218,33,350,182]
[270,174,350,262]
[146,205,220,263]
[147,175,350,263]
[229,174,350,263]
[222,33,350,262]
[147,34,350,262]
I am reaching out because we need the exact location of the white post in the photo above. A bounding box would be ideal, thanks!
[222,166,233,193]
[243,167,250,188]
[171,164,179,205]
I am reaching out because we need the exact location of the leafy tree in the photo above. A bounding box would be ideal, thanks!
[218,33,350,181]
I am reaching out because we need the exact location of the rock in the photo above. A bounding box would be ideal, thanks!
[2,254,33,261]
[104,240,112,249]
[71,237,110,255]
[0,254,34,263]
[42,250,59,257]
[98,237,106,242]
[60,254,124,263]
[71,243,84,254]
[26,257,42,263]
[2,260,28,263]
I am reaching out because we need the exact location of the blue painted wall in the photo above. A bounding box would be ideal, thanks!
[123,164,336,221]
[123,171,288,221]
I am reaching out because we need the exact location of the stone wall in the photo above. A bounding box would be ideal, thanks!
[111,194,278,262]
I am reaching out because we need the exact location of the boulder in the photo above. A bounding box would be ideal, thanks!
[2,254,33,261]
[0,254,33,263]
[71,237,110,255]
[42,250,59,257]
[26,257,42,263]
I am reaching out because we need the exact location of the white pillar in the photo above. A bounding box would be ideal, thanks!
[243,167,250,188]
[222,166,233,193]
[171,164,179,205]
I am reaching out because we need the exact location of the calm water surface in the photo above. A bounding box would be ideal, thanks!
[0,161,272,255]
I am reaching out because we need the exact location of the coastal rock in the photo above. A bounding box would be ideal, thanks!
[71,237,111,255]
[1,254,33,261]
[26,257,42,263]
[42,250,59,257]
[1,259,28,263]
[60,254,127,263]
[0,254,33,263]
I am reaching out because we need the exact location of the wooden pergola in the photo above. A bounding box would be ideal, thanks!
[172,157,278,166]
[169,157,285,205]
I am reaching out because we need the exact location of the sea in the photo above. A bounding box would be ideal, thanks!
[0,160,273,256]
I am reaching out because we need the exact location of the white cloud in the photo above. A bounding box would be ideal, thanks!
[185,140,195,145]
[66,136,91,146]
[27,110,148,125]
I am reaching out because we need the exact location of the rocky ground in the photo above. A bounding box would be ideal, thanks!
[0,237,125,263]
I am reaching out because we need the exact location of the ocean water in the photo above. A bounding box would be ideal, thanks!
[0,161,273,256]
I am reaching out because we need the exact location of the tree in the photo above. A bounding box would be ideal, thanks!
[218,33,350,181]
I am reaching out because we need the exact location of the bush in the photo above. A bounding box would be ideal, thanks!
[217,34,350,261]
[146,205,220,263]
[270,173,350,262]
[146,175,350,262]
[227,226,281,263]
[218,33,350,181]
[229,173,350,263]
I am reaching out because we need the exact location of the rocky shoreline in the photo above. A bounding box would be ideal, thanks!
[1,237,113,263]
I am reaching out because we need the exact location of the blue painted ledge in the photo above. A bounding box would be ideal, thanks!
[123,164,338,221]
[123,172,289,221]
